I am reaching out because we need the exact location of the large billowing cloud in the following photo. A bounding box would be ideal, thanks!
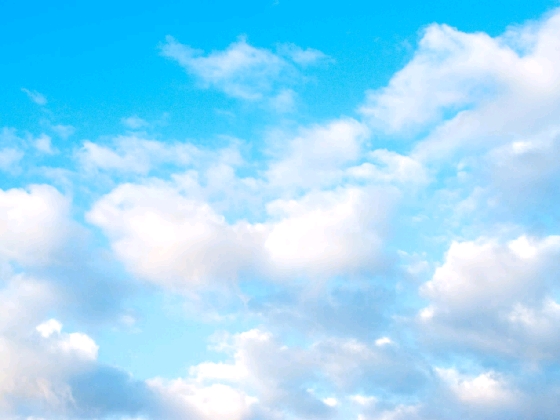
[86,181,395,289]
[85,117,398,290]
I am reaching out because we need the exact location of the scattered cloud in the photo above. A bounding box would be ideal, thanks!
[22,88,47,105]
[161,35,329,105]
[122,116,150,129]
[49,123,75,139]
[34,134,55,154]
[77,135,197,174]
[0,147,23,172]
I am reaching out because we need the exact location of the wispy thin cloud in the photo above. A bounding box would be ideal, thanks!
[160,35,330,104]
[21,88,47,105]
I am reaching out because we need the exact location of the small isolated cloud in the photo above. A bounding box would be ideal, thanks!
[35,133,55,154]
[49,123,75,139]
[78,135,197,174]
[122,116,150,129]
[276,42,332,66]
[269,88,296,113]
[22,88,47,105]
[160,35,329,104]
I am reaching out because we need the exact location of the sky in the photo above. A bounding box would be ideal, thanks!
[2,0,560,418]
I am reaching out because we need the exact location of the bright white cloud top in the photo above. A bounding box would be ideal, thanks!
[2,3,560,419]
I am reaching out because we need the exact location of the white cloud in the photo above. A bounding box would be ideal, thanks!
[357,9,560,179]
[122,116,150,129]
[269,88,296,113]
[436,368,515,407]
[0,185,72,266]
[161,35,327,102]
[34,134,54,154]
[276,42,331,66]
[21,88,47,106]
[86,182,265,290]
[365,405,423,420]
[7,8,560,420]
[350,394,377,406]
[264,186,393,277]
[360,23,506,133]
[266,118,370,189]
[87,179,394,289]
[153,328,423,419]
[78,135,197,174]
[36,319,62,338]
[149,328,318,419]
[0,275,97,416]
[150,379,259,420]
[347,150,427,185]
[0,148,23,172]
[161,35,287,100]
[374,337,393,347]
[36,319,98,361]
[48,123,75,139]
[419,235,560,359]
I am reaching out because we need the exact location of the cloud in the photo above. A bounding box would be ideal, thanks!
[435,368,515,407]
[269,88,296,113]
[266,118,370,190]
[0,148,23,172]
[149,380,261,420]
[8,7,560,420]
[150,327,430,420]
[34,134,54,154]
[0,185,72,266]
[86,182,264,290]
[346,150,428,185]
[0,272,150,419]
[358,8,560,188]
[48,123,75,139]
[87,180,395,290]
[78,135,198,174]
[122,116,150,130]
[0,275,94,416]
[419,235,560,360]
[264,186,394,277]
[161,35,328,102]
[35,319,99,360]
[21,88,47,106]
[276,43,332,66]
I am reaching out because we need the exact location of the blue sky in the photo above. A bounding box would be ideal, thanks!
[2,0,560,419]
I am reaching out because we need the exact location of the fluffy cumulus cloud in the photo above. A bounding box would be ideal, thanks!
[86,181,394,289]
[0,274,91,416]
[0,185,72,266]
[419,235,560,360]
[6,6,560,420]
[148,328,429,420]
